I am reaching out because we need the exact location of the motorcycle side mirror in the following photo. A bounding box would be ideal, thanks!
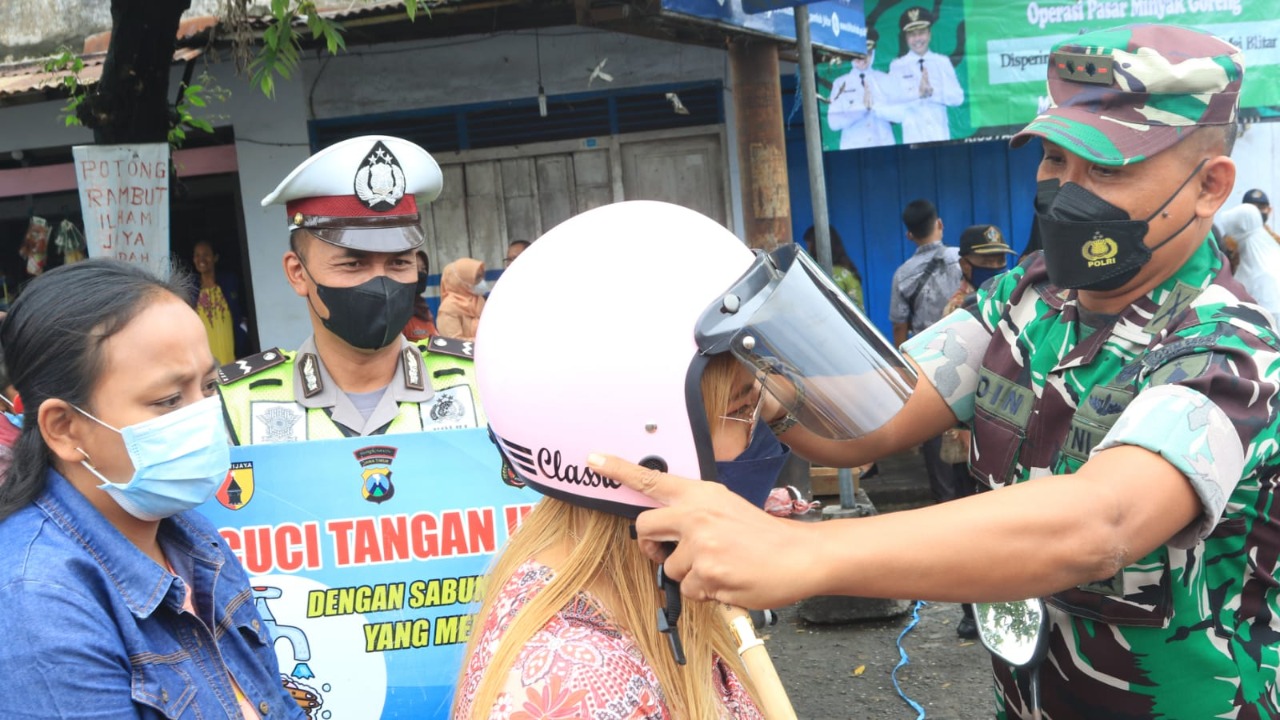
[974,598,1049,668]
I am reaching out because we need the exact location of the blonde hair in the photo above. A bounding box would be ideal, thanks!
[455,354,760,718]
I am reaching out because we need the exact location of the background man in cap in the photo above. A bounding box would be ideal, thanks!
[826,29,900,150]
[217,135,484,444]
[591,24,1280,718]
[886,6,964,143]
[942,224,1016,318]
[1241,187,1280,243]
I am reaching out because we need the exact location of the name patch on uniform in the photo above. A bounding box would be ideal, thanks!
[974,369,1034,428]
[1061,383,1135,464]
[1075,384,1134,426]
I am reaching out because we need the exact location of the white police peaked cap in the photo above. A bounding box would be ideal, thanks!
[261,135,444,253]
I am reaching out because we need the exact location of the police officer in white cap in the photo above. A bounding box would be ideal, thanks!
[217,136,484,445]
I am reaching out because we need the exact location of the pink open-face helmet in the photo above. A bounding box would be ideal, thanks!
[477,201,915,518]
[475,201,756,517]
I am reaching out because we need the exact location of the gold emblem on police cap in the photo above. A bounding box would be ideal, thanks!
[908,8,920,22]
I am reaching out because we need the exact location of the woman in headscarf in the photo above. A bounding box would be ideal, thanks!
[436,258,488,340]
[402,250,438,341]
[1218,203,1280,326]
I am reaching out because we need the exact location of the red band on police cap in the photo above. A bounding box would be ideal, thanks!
[286,194,418,222]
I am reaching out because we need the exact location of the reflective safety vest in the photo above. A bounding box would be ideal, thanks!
[217,337,485,445]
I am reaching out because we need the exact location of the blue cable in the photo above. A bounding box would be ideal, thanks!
[891,600,928,719]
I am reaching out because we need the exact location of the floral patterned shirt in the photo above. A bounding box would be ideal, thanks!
[455,560,763,720]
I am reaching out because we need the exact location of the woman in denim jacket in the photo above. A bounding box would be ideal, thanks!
[0,260,307,719]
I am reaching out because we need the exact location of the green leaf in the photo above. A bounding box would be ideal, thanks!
[189,117,214,133]
[323,26,345,54]
[406,1,417,21]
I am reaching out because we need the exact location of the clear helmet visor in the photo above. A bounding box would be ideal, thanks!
[696,244,916,440]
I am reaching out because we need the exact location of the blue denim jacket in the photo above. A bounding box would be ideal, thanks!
[0,470,306,719]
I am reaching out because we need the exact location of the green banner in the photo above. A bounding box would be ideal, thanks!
[819,0,1280,151]
[819,2,971,150]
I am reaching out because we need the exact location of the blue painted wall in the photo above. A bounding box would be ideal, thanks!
[785,128,1043,338]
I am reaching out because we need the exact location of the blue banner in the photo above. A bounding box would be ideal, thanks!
[661,0,866,55]
[198,429,533,719]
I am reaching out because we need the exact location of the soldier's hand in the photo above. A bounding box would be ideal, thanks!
[586,452,823,609]
[920,67,933,98]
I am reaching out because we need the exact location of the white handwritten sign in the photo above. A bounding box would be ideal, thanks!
[72,143,170,277]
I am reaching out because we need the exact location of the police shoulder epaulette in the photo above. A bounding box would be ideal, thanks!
[420,336,475,361]
[217,348,289,385]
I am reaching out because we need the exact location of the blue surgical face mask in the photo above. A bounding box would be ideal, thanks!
[715,419,791,508]
[967,264,1006,291]
[74,396,231,521]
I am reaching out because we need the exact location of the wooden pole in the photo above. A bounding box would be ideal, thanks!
[728,38,792,252]
[721,604,799,720]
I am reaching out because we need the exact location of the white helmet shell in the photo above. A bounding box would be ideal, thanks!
[475,201,755,517]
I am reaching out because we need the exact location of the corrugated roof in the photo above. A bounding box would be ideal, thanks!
[0,46,204,99]
[0,3,426,101]
[321,1,412,21]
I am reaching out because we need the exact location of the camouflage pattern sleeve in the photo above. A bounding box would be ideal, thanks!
[1094,300,1280,547]
[901,307,992,425]
[1092,383,1242,548]
[899,262,1028,423]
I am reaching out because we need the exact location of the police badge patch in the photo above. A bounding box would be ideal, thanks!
[251,402,307,444]
[419,385,478,431]
[354,140,407,212]
[354,445,399,504]
[217,461,255,510]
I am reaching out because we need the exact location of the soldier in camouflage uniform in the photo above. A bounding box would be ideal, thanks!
[588,24,1280,719]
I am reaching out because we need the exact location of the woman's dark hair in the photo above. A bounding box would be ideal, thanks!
[802,225,862,282]
[0,259,192,520]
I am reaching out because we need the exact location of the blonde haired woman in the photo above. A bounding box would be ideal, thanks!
[457,202,796,718]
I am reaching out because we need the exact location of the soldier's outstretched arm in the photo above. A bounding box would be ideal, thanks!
[762,355,956,468]
[587,440,1198,610]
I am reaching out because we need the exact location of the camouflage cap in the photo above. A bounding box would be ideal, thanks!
[1011,24,1244,167]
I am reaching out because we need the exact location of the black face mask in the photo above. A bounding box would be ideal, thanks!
[1034,159,1206,291]
[302,262,417,350]
[415,271,429,295]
